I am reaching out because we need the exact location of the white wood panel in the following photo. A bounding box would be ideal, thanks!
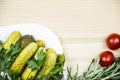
[0,0,120,75]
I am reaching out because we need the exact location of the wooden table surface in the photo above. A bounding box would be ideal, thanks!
[0,0,120,75]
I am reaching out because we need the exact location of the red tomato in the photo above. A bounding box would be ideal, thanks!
[99,51,114,67]
[106,33,120,50]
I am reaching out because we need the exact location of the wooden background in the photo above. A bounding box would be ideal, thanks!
[0,0,120,75]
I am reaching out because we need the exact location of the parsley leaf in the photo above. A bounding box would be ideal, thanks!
[49,54,65,80]
[27,48,46,71]
[0,40,21,80]
[0,40,21,69]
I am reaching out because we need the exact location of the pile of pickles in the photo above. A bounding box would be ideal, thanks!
[0,31,65,80]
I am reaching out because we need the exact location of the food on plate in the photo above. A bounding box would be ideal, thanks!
[21,47,46,80]
[0,31,65,80]
[106,33,120,50]
[21,35,35,49]
[10,42,38,75]
[36,48,57,79]
[36,39,45,47]
[3,31,21,49]
[0,39,21,70]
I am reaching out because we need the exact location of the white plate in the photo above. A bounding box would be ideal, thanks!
[0,23,66,79]
[0,23,63,54]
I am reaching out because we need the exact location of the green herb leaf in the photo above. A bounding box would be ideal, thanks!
[27,60,39,70]
[49,54,65,80]
[0,40,21,80]
[27,48,46,71]
[0,40,3,52]
[37,49,46,67]
[49,65,64,75]
[57,54,65,64]
[1,40,21,69]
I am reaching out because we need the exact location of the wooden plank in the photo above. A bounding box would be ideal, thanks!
[0,0,120,75]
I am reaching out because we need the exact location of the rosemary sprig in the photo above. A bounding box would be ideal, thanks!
[67,65,80,80]
[67,57,120,80]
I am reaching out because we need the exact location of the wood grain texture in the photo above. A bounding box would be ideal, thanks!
[0,0,120,74]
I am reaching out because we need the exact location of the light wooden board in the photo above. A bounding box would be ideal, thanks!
[0,0,120,75]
